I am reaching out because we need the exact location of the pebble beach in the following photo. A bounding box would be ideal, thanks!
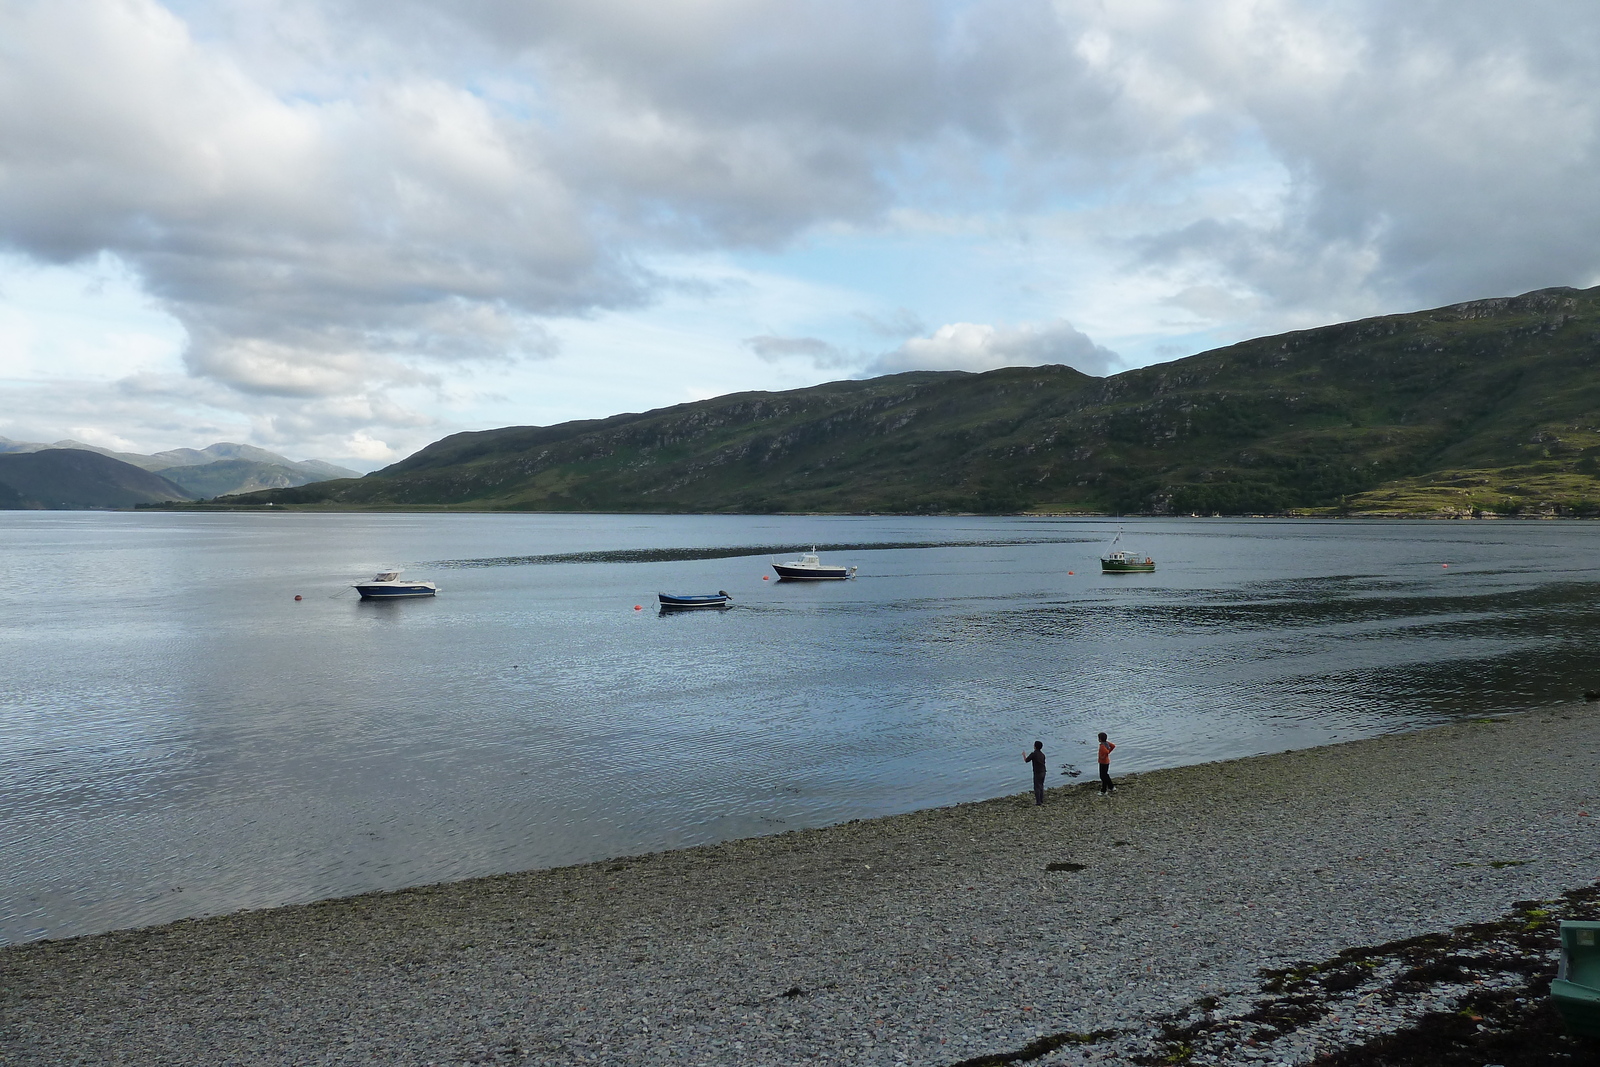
[5,706,1600,1066]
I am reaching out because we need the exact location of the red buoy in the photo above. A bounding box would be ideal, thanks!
[634,605,643,611]
[762,575,769,580]
[294,595,302,601]
[1067,571,1074,576]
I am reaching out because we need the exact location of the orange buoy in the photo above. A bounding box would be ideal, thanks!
[294,595,302,601]
[1067,571,1074,576]
[1442,563,1449,568]
[634,605,643,611]
[762,575,769,580]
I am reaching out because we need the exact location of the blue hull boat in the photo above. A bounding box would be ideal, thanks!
[658,591,731,609]
[358,584,437,598]
[354,570,438,599]
[772,547,857,581]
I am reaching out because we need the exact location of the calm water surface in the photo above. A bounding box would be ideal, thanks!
[4,513,1600,943]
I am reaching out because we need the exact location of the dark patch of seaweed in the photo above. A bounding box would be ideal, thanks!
[945,1028,1118,1067]
[1129,884,1600,1066]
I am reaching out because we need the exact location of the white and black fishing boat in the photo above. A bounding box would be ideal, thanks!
[658,590,732,609]
[772,547,858,581]
[354,570,439,599]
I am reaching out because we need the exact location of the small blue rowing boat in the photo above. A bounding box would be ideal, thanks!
[658,591,731,609]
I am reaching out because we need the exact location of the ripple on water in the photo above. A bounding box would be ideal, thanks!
[4,513,1600,943]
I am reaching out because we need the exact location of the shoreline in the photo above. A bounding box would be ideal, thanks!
[6,707,1600,1065]
[127,501,1600,519]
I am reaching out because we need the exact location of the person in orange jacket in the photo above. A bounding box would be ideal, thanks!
[1097,732,1116,794]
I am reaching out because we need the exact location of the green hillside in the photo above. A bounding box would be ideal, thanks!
[223,286,1600,516]
[0,449,193,509]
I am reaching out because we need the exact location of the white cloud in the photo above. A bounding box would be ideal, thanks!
[5,0,1600,459]
[871,319,1118,376]
[1072,0,1600,308]
[0,0,604,398]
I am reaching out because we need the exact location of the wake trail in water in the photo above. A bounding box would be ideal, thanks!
[424,537,1098,568]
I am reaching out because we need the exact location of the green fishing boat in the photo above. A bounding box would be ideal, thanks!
[1101,550,1156,572]
[1099,529,1155,572]
[1552,921,1600,1037]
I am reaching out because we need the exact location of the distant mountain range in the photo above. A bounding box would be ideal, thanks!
[219,285,1600,517]
[0,440,358,509]
[0,450,192,509]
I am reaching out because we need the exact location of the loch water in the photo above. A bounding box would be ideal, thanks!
[4,512,1600,944]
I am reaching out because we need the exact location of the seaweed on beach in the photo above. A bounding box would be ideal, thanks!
[946,884,1600,1067]
[944,1027,1119,1067]
[1123,883,1600,1066]
[1312,982,1584,1066]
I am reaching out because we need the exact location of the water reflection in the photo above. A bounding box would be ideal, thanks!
[2,514,1599,943]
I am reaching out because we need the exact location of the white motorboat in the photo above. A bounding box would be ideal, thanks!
[772,547,858,581]
[354,570,438,599]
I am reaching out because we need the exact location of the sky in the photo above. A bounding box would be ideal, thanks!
[3,0,1599,469]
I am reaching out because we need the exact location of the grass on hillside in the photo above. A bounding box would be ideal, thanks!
[1313,463,1600,517]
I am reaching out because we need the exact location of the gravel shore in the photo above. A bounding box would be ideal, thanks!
[5,706,1600,1066]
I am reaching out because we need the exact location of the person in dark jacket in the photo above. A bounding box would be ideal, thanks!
[1024,741,1047,805]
